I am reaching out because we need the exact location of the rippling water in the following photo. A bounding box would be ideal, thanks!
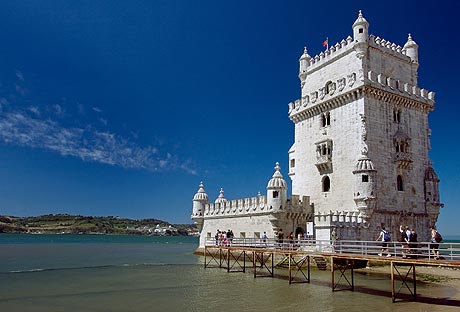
[0,234,458,311]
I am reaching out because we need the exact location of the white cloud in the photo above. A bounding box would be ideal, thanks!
[92,107,102,113]
[0,111,197,174]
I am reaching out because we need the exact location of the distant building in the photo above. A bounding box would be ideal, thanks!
[192,11,442,248]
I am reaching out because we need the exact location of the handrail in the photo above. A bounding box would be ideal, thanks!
[205,238,460,261]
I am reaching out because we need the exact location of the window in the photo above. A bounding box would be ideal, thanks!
[362,175,369,182]
[315,139,333,162]
[240,232,246,239]
[273,191,279,198]
[393,109,401,123]
[394,138,409,153]
[359,28,363,33]
[290,159,295,168]
[254,232,260,239]
[322,176,331,192]
[397,175,404,191]
[321,112,331,127]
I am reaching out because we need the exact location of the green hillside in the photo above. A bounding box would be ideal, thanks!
[0,214,197,236]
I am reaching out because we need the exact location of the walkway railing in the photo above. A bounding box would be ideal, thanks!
[206,238,460,261]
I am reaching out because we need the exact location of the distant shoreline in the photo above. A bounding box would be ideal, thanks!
[0,214,198,236]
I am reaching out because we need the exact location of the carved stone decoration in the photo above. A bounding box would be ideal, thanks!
[302,95,309,107]
[329,82,336,95]
[288,102,294,114]
[337,78,346,91]
[358,68,364,81]
[319,87,326,100]
[359,113,367,142]
[311,91,317,103]
[295,99,301,111]
[348,73,356,87]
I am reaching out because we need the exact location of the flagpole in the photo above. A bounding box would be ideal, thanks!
[326,37,329,50]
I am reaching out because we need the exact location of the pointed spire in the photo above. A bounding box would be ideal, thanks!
[404,33,418,48]
[267,162,287,189]
[193,181,209,201]
[352,9,369,28]
[403,33,418,63]
[272,162,283,178]
[214,187,227,203]
[300,46,311,60]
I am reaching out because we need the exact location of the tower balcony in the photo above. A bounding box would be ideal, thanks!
[394,152,412,169]
[315,155,333,174]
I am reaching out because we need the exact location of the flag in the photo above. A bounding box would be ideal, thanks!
[322,38,328,48]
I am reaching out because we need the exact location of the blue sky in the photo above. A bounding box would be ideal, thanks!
[0,1,458,234]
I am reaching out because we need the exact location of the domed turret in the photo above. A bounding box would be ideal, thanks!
[267,162,287,211]
[299,47,311,75]
[352,10,369,43]
[403,33,419,64]
[352,150,377,222]
[214,188,227,204]
[299,46,311,84]
[192,182,208,231]
[424,165,441,204]
[424,164,443,226]
[192,182,208,215]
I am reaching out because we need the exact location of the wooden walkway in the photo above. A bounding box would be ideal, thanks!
[203,239,460,303]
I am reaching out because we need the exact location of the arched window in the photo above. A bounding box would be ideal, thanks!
[397,175,404,191]
[322,176,331,192]
[393,109,401,123]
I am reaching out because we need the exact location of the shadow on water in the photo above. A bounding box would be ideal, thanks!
[254,268,460,307]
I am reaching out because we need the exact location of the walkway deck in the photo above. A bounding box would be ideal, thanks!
[203,238,460,303]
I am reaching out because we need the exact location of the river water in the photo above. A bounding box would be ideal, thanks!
[0,234,458,311]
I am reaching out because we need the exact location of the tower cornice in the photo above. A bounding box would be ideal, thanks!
[289,84,434,123]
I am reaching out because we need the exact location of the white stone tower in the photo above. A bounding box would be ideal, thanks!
[287,11,442,241]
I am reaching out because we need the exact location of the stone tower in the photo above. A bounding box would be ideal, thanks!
[287,11,442,242]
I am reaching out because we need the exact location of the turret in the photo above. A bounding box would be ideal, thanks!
[403,33,419,64]
[299,46,311,85]
[266,162,287,211]
[192,181,208,231]
[352,10,369,43]
[214,188,227,204]
[424,165,443,225]
[352,149,377,222]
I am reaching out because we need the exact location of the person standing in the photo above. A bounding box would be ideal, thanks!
[262,231,268,246]
[430,226,442,260]
[331,228,339,252]
[277,229,284,249]
[399,225,408,258]
[408,228,418,258]
[376,226,391,257]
